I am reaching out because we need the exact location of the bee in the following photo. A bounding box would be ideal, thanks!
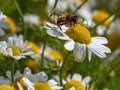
[57,14,78,29]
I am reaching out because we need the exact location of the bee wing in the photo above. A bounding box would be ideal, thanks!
[0,28,5,36]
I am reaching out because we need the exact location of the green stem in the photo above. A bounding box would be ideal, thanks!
[59,52,71,86]
[91,7,120,30]
[52,0,59,10]
[40,38,47,70]
[11,59,15,84]
[13,0,27,39]
[92,55,120,89]
[73,0,88,14]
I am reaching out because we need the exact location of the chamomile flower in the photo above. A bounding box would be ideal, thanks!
[66,73,91,90]
[24,13,40,26]
[44,46,63,70]
[20,71,62,90]
[3,16,16,32]
[45,22,111,62]
[92,10,111,26]
[26,59,39,73]
[0,35,33,60]
[106,18,120,51]
[91,10,113,35]
[26,41,41,60]
[0,11,9,36]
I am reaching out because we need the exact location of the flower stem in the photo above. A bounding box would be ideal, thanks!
[59,52,71,86]
[40,38,47,70]
[52,0,59,10]
[13,0,27,39]
[11,59,15,84]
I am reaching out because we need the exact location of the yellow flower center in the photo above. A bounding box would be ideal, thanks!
[13,76,28,90]
[48,50,63,61]
[107,34,120,52]
[0,85,15,90]
[26,59,39,73]
[9,46,21,56]
[65,25,91,44]
[27,41,40,54]
[66,80,85,90]
[76,0,85,3]
[92,10,111,26]
[3,16,16,32]
[34,82,51,90]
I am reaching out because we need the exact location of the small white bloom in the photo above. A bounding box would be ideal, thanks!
[24,13,40,26]
[22,71,62,90]
[0,11,9,36]
[66,73,91,90]
[0,35,33,60]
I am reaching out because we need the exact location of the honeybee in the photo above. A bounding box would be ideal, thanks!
[57,14,78,29]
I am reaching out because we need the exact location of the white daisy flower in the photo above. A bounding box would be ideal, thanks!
[21,71,62,90]
[66,73,91,90]
[45,22,111,62]
[0,35,33,60]
[44,46,63,69]
[0,67,31,85]
[24,13,40,26]
[0,11,9,36]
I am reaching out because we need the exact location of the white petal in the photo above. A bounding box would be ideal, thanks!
[17,83,24,90]
[48,79,57,86]
[64,40,75,51]
[92,37,108,44]
[73,43,86,62]
[72,73,82,82]
[51,86,62,90]
[15,71,22,78]
[87,43,109,58]
[0,28,5,36]
[46,29,63,37]
[82,76,91,84]
[6,71,11,80]
[22,78,34,90]
[88,49,92,61]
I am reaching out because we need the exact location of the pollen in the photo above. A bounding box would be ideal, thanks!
[92,10,111,26]
[34,82,51,90]
[27,41,40,54]
[9,46,21,56]
[0,85,15,90]
[3,16,16,32]
[48,50,63,61]
[65,25,91,44]
[66,80,85,90]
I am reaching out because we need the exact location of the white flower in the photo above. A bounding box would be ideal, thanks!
[67,73,91,85]
[45,22,111,62]
[21,71,62,90]
[0,11,9,36]
[66,73,91,90]
[0,35,33,60]
[24,13,40,26]
[0,67,31,85]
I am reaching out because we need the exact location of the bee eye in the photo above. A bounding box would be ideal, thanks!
[72,16,78,22]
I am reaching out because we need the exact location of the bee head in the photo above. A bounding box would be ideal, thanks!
[72,15,78,23]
